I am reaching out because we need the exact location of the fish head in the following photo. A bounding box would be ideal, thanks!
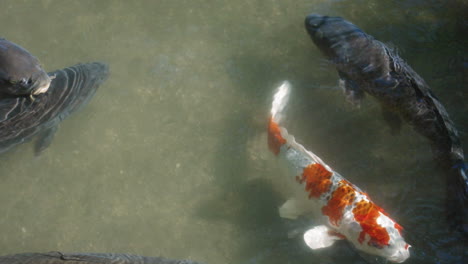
[305,14,366,57]
[304,14,389,78]
[343,211,410,263]
[304,14,369,59]
[0,39,51,96]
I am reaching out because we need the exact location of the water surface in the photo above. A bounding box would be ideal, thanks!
[0,0,466,263]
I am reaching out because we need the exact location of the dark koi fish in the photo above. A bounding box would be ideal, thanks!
[304,14,467,234]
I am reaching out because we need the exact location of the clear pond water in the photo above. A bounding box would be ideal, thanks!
[0,0,466,263]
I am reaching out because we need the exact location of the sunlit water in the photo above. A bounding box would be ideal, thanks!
[0,0,466,263]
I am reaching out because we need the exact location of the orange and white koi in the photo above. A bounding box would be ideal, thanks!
[268,81,410,263]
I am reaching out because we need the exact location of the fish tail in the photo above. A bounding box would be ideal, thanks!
[446,163,468,236]
[268,81,291,155]
[48,62,110,114]
[270,81,291,123]
[267,82,328,165]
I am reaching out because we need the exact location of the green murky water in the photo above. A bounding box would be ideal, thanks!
[0,0,466,263]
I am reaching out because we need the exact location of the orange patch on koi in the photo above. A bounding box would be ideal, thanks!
[268,117,286,155]
[298,163,333,198]
[352,200,390,247]
[321,181,356,226]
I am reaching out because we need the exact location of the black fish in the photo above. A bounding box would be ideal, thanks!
[0,39,109,155]
[0,252,204,264]
[304,14,467,234]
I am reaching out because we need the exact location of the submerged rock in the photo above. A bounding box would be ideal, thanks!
[0,252,204,264]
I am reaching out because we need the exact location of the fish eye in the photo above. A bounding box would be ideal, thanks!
[368,240,384,249]
[9,78,31,86]
[18,78,32,86]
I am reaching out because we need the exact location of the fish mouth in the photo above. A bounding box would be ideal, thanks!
[388,245,411,263]
[31,73,52,95]
[305,14,327,35]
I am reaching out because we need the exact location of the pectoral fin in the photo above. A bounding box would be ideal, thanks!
[373,75,399,89]
[303,225,345,249]
[35,125,59,155]
[338,72,364,107]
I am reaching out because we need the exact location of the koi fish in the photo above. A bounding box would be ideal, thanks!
[268,81,410,263]
[304,14,467,234]
[0,62,109,155]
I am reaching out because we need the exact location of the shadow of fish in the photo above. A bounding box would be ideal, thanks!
[0,39,109,155]
[304,14,467,234]
[0,252,204,264]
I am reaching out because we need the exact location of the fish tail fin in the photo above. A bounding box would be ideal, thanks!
[267,82,329,166]
[48,62,110,114]
[268,81,291,155]
[270,81,291,124]
[446,163,468,236]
